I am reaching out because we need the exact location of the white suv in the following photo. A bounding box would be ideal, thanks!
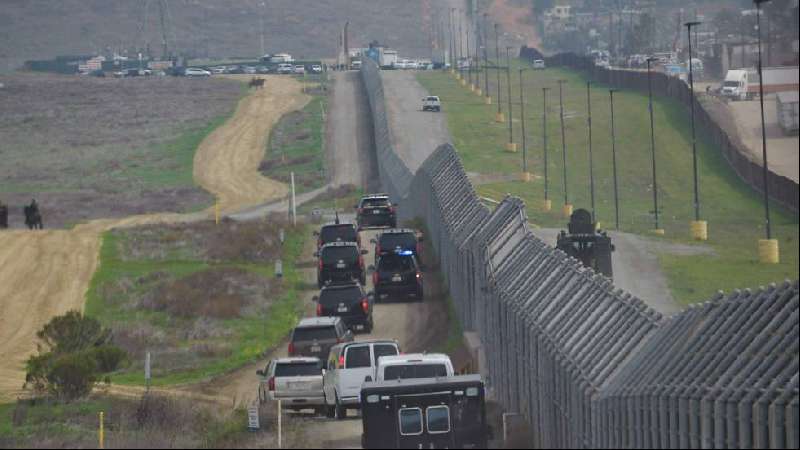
[375,353,454,381]
[184,67,211,77]
[422,96,441,112]
[322,340,400,419]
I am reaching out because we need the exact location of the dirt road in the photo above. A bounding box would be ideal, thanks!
[0,76,308,402]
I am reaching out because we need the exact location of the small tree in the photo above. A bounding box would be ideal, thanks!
[24,311,126,401]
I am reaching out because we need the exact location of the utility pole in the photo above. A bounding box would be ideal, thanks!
[482,13,491,102]
[457,10,463,80]
[542,87,552,211]
[586,81,597,223]
[505,47,516,152]
[557,79,571,217]
[467,28,472,87]
[519,69,529,177]
[685,20,706,240]
[609,89,621,231]
[494,23,504,122]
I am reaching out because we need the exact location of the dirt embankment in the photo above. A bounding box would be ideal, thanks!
[0,75,309,402]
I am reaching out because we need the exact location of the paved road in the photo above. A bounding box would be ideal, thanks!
[382,71,452,173]
[531,228,714,316]
[326,71,380,191]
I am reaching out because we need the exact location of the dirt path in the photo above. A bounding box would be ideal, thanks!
[0,76,308,403]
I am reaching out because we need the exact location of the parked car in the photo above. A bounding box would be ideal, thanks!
[375,353,454,382]
[422,96,441,112]
[288,317,353,360]
[184,67,211,77]
[256,65,271,74]
[316,242,368,287]
[257,357,325,413]
[372,228,422,265]
[225,66,245,74]
[277,63,294,74]
[314,282,373,333]
[293,65,306,74]
[315,220,360,250]
[311,64,323,74]
[323,340,401,419]
[243,66,257,74]
[210,66,226,74]
[533,59,546,69]
[371,252,423,302]
[360,375,488,449]
[355,194,397,229]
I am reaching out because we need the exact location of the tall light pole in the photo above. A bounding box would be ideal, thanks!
[609,89,621,231]
[519,68,528,176]
[505,47,516,152]
[586,81,597,223]
[466,28,473,87]
[646,57,663,235]
[457,10,464,81]
[754,0,779,263]
[557,79,571,218]
[449,8,455,72]
[494,23,504,122]
[685,20,706,241]
[474,31,482,94]
[482,13,491,102]
[542,87,552,211]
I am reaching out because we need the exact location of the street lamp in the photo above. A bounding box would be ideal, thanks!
[685,20,706,241]
[519,68,529,177]
[754,0,779,263]
[505,46,516,152]
[457,10,464,82]
[494,23,504,123]
[542,87,552,211]
[466,28,473,87]
[449,8,455,73]
[482,13,491,102]
[646,57,663,235]
[609,88,621,231]
[586,81,597,224]
[557,79,571,218]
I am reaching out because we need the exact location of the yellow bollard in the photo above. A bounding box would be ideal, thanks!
[505,142,518,152]
[476,88,483,96]
[690,220,708,241]
[99,411,105,449]
[484,96,493,105]
[652,228,666,236]
[758,239,780,264]
[542,199,552,211]
[562,203,574,218]
[460,78,467,87]
[495,112,505,123]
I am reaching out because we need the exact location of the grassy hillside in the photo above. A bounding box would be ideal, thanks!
[418,65,799,305]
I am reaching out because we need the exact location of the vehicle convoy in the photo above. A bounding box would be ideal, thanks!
[314,282,374,333]
[556,208,614,278]
[360,375,489,449]
[257,357,325,413]
[315,219,360,250]
[289,317,353,360]
[422,96,441,112]
[323,340,401,419]
[375,353,454,382]
[316,242,368,287]
[371,252,423,301]
[372,228,423,265]
[355,194,397,229]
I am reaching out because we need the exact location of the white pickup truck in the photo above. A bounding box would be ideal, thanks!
[257,357,325,414]
[375,353,454,381]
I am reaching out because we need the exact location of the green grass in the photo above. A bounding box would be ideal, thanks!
[297,186,365,215]
[418,65,799,306]
[263,92,328,194]
[0,398,112,441]
[84,226,308,386]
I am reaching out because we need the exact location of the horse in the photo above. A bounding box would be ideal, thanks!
[248,77,265,89]
[24,205,43,230]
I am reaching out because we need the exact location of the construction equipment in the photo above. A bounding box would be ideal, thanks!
[556,208,614,278]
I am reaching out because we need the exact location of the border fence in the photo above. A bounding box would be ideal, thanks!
[361,58,799,448]
[545,52,799,215]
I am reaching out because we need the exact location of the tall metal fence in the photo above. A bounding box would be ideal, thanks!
[361,58,799,448]
[546,52,799,215]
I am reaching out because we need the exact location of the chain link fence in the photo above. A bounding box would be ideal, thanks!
[361,58,799,448]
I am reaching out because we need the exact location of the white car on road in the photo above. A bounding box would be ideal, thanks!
[257,357,325,413]
[184,67,211,77]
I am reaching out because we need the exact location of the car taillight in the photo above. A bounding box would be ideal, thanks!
[268,376,275,391]
[358,255,365,269]
[416,272,422,283]
[372,271,379,286]
[318,238,322,248]
[288,343,295,355]
[339,355,345,367]
[361,298,369,314]
[318,259,323,271]
[376,244,381,255]
[316,303,323,316]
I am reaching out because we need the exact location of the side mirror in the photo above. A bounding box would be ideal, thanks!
[256,369,265,377]
[353,204,359,209]
[313,252,319,257]
[312,295,319,302]
[313,230,319,236]
[365,376,373,383]
[361,249,369,255]
[368,291,375,299]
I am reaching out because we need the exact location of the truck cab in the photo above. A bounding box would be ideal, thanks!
[721,70,750,101]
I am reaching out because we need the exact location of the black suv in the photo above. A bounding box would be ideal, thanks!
[316,242,368,288]
[355,195,397,229]
[372,228,423,265]
[315,222,360,250]
[371,252,423,302]
[314,282,374,333]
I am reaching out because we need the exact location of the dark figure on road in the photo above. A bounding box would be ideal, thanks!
[0,200,8,229]
[24,199,43,230]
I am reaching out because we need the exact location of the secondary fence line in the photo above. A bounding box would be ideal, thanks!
[361,57,798,449]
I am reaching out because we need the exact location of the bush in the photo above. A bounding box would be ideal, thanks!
[24,311,127,401]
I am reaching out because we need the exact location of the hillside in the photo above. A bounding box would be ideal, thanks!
[0,0,431,71]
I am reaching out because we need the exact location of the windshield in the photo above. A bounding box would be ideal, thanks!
[320,225,357,244]
[319,286,362,306]
[378,254,415,272]
[382,363,448,380]
[292,326,337,342]
[321,246,358,264]
[723,81,740,88]
[379,233,416,251]
[274,361,322,377]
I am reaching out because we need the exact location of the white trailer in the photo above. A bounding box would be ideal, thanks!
[776,91,799,136]
[380,49,398,69]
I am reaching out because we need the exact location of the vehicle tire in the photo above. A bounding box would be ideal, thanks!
[335,395,347,421]
[325,404,335,419]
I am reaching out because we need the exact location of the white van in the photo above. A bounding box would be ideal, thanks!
[533,59,546,69]
[323,340,400,419]
[375,353,455,381]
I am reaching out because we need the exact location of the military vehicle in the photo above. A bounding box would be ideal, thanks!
[556,208,614,278]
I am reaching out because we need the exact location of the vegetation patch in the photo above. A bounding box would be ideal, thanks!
[85,217,307,386]
[418,66,798,306]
